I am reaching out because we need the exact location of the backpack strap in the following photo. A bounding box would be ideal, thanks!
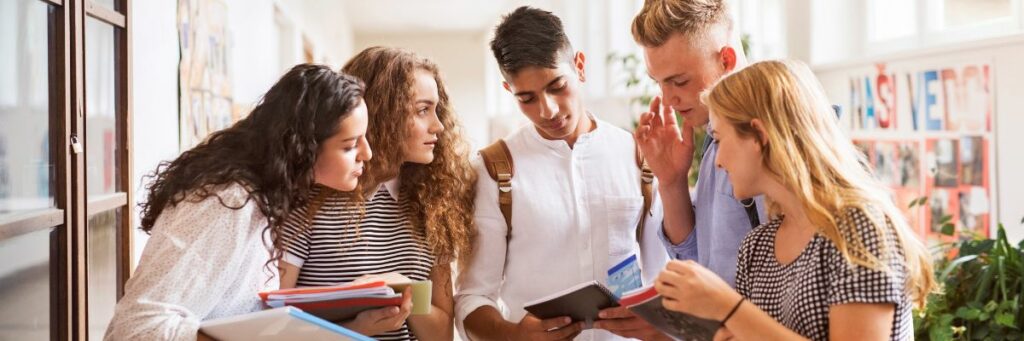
[741,198,761,228]
[635,144,654,244]
[479,140,514,242]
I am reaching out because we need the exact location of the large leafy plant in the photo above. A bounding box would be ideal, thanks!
[912,198,1024,340]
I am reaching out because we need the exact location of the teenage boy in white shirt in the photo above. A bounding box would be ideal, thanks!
[455,6,674,341]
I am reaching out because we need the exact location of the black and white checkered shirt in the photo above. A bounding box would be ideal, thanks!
[735,206,913,340]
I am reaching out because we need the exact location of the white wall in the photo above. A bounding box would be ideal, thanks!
[224,0,354,108]
[130,0,182,263]
[353,32,492,150]
[814,36,1024,244]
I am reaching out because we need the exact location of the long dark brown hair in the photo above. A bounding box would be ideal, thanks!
[139,64,365,271]
[342,47,476,267]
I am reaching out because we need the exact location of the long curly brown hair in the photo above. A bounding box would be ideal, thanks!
[138,64,365,273]
[342,47,476,267]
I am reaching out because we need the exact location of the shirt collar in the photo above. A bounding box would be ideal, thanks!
[376,178,401,201]
[526,113,602,151]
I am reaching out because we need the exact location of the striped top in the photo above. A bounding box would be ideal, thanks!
[282,181,434,341]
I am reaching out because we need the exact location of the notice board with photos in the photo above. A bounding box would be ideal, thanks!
[847,60,996,242]
[177,0,237,151]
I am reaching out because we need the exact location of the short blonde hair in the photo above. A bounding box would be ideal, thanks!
[631,0,731,47]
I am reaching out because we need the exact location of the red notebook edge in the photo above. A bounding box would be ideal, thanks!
[258,281,389,301]
[617,286,659,307]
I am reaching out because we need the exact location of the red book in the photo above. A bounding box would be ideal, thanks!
[259,281,400,323]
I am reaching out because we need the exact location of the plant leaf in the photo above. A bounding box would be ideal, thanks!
[995,312,1016,328]
[941,254,978,281]
[961,239,995,256]
[984,300,999,313]
[929,314,954,341]
[956,306,982,320]
[941,223,956,236]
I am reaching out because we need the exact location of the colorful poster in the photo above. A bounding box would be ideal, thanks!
[848,62,995,242]
[178,0,235,150]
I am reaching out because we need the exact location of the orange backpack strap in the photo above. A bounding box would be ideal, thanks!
[479,140,514,241]
[635,144,654,244]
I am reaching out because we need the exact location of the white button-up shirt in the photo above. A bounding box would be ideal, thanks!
[455,118,670,340]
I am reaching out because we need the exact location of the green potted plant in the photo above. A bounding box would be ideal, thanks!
[911,196,1023,340]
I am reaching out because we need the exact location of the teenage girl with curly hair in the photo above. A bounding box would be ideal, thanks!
[279,47,476,341]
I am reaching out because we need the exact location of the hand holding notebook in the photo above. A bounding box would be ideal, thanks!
[341,287,414,337]
[522,281,620,328]
[522,255,643,329]
[259,272,431,323]
[618,285,720,341]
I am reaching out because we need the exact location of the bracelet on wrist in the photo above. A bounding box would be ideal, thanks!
[720,297,745,327]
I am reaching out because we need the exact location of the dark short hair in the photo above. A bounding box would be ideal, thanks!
[490,6,575,76]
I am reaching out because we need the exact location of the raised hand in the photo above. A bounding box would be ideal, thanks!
[633,96,697,187]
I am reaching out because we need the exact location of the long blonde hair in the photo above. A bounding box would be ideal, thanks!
[702,60,935,308]
[342,47,477,268]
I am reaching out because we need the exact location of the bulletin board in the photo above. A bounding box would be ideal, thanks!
[847,61,996,242]
[177,0,236,150]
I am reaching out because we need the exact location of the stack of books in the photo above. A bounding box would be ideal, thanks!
[260,281,404,322]
[259,273,433,322]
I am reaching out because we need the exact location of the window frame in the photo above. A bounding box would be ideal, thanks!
[864,0,1024,56]
[0,0,132,340]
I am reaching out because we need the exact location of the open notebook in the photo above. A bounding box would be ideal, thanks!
[522,281,620,328]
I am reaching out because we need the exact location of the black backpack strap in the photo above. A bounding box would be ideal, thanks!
[740,198,760,228]
[708,134,760,228]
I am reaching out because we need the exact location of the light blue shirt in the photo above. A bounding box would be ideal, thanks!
[659,136,767,287]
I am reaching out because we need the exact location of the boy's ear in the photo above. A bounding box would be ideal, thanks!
[574,51,586,82]
[502,81,511,93]
[719,45,737,73]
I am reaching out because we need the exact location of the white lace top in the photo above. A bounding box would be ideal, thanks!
[104,184,278,340]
